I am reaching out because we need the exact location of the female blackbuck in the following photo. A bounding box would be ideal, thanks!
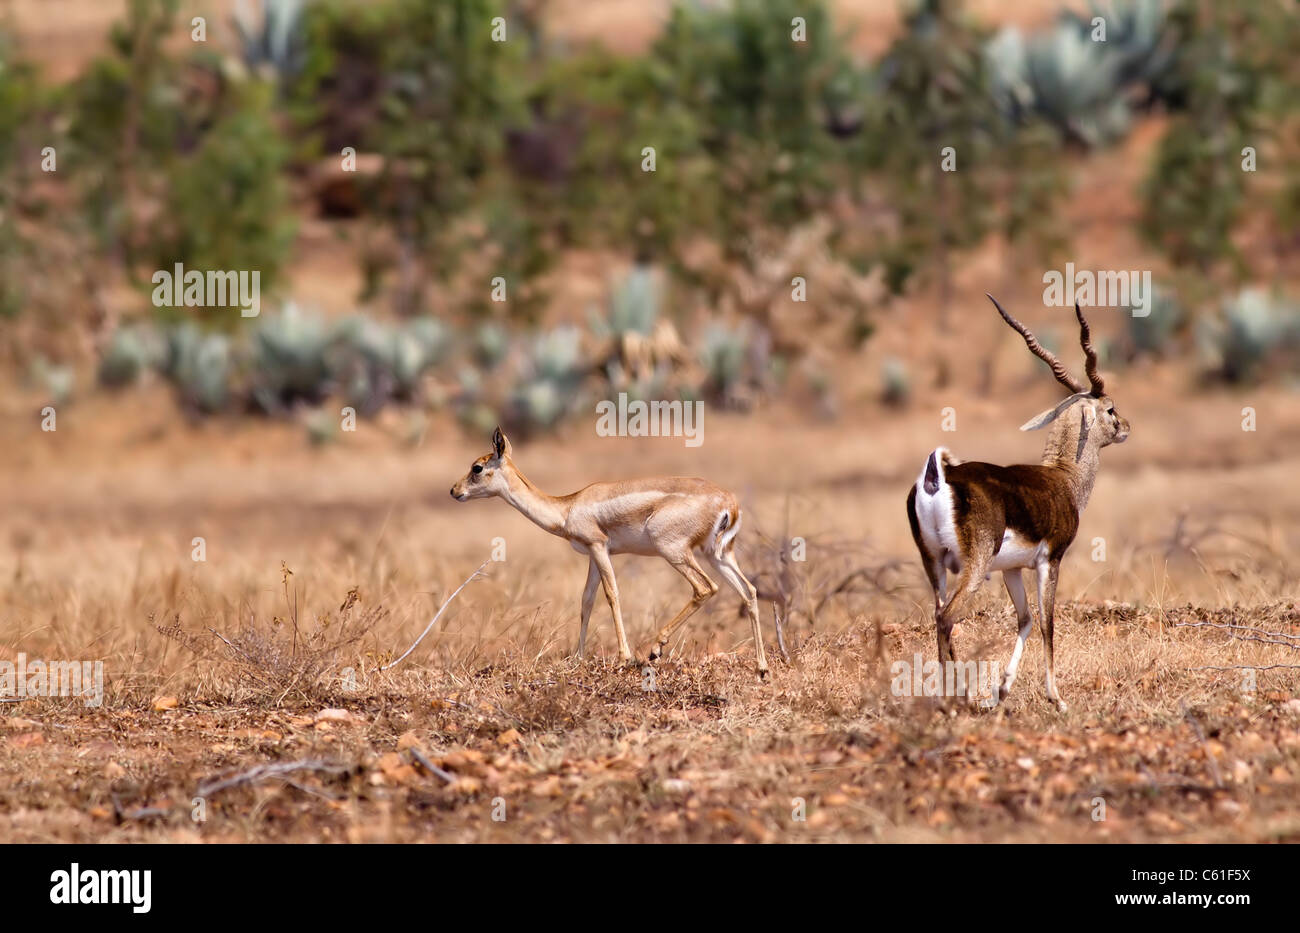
[906,296,1130,710]
[451,428,769,675]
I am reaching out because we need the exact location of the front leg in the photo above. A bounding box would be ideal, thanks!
[577,557,600,658]
[589,543,633,663]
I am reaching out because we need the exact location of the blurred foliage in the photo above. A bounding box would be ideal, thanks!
[233,0,308,84]
[0,31,43,319]
[986,0,1180,149]
[1122,283,1186,360]
[0,0,1298,429]
[65,0,293,309]
[1202,288,1300,384]
[652,0,854,261]
[370,0,526,315]
[871,0,996,314]
[1140,1,1298,288]
[150,83,294,315]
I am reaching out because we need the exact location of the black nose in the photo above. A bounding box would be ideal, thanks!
[449,487,456,497]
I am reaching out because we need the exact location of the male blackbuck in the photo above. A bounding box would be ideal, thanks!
[906,296,1130,710]
[451,428,769,675]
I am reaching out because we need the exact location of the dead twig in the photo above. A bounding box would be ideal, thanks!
[408,747,456,785]
[1171,621,1300,651]
[772,602,791,664]
[379,559,491,671]
[197,758,350,798]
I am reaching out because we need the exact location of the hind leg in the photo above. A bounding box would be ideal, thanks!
[919,552,947,613]
[998,570,1034,703]
[1036,558,1066,711]
[642,551,717,664]
[706,546,768,675]
[934,554,989,697]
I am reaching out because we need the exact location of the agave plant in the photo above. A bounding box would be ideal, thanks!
[232,0,307,81]
[167,325,233,413]
[29,356,75,407]
[249,303,332,412]
[98,323,166,388]
[595,265,660,338]
[404,316,452,368]
[1084,0,1179,99]
[1022,16,1131,147]
[328,315,397,415]
[985,27,1034,123]
[697,320,765,406]
[472,322,510,370]
[508,325,585,431]
[881,356,911,407]
[1124,284,1186,359]
[1206,289,1300,383]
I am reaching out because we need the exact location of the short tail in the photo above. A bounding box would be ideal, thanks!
[918,447,958,496]
[713,507,742,558]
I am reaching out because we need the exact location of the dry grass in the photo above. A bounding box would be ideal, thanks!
[2,371,1298,843]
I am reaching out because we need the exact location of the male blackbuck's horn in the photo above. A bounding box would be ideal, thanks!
[1074,300,1105,396]
[986,293,1085,395]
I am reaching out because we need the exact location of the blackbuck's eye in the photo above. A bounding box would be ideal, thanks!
[472,464,483,475]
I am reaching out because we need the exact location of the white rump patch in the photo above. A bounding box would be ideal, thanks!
[914,449,959,567]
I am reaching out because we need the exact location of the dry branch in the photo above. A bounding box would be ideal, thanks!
[197,758,350,798]
[408,747,456,785]
[772,602,791,664]
[1171,620,1300,651]
[379,559,491,671]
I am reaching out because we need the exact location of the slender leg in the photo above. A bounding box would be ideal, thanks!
[589,544,633,663]
[644,552,717,663]
[998,570,1034,703]
[707,547,769,675]
[934,557,987,697]
[922,556,947,616]
[577,557,600,658]
[1036,558,1066,711]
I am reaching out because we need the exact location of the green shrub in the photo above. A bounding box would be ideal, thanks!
[149,81,294,317]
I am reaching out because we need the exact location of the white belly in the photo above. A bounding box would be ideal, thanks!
[989,529,1046,572]
[604,524,661,556]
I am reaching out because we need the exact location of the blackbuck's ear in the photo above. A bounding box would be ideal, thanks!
[1019,392,1091,431]
[492,426,512,460]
